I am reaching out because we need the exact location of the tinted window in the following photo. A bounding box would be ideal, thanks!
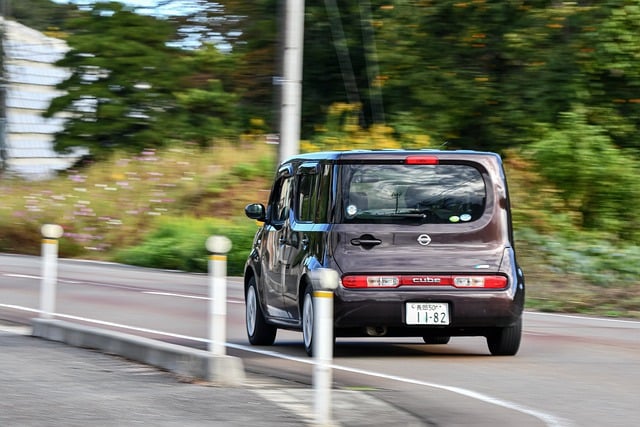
[296,173,317,222]
[340,163,486,224]
[315,164,332,223]
[269,176,294,225]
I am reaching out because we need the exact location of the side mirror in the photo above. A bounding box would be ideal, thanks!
[245,203,266,222]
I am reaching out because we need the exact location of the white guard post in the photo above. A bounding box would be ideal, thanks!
[311,268,340,426]
[40,224,64,319]
[205,235,232,356]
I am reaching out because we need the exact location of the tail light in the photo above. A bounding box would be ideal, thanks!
[341,275,507,289]
[405,155,439,165]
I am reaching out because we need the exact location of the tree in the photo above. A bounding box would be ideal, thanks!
[531,107,640,241]
[9,0,77,31]
[576,0,640,151]
[167,44,242,144]
[374,1,563,151]
[45,2,190,158]
[373,1,640,154]
[222,0,281,129]
[223,0,391,137]
[44,1,245,157]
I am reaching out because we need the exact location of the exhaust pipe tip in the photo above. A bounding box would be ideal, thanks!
[365,326,388,337]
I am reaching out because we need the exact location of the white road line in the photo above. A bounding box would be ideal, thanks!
[0,304,40,314]
[4,273,40,279]
[0,304,211,344]
[330,363,572,427]
[142,291,209,300]
[142,291,244,304]
[227,342,571,427]
[2,274,243,302]
[525,311,639,325]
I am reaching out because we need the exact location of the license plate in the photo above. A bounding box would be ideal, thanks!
[405,302,450,325]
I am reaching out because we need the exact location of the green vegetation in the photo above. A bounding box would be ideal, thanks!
[43,3,244,158]
[114,217,258,276]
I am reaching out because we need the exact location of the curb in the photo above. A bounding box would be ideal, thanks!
[31,318,245,386]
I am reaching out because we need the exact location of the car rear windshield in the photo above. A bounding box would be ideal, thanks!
[340,162,486,224]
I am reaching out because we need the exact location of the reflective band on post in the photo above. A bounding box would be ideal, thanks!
[42,239,58,245]
[210,254,227,261]
[313,290,334,298]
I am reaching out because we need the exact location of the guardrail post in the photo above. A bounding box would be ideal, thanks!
[205,235,232,356]
[311,268,339,426]
[40,224,64,319]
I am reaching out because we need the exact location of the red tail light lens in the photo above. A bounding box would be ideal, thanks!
[405,155,439,165]
[341,275,508,289]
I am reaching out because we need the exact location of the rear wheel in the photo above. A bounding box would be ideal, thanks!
[422,336,451,345]
[302,284,314,356]
[246,277,277,346]
[486,318,522,356]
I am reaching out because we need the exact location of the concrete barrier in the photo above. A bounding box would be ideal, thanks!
[32,318,245,385]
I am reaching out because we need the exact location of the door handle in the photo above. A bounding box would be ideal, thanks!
[350,238,381,247]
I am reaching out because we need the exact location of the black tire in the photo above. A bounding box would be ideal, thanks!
[302,284,314,356]
[245,277,277,346]
[486,317,522,356]
[422,336,451,345]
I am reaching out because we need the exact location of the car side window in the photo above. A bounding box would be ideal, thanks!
[270,176,294,227]
[297,173,318,223]
[315,164,331,223]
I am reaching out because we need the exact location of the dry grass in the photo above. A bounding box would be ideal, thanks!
[0,143,274,258]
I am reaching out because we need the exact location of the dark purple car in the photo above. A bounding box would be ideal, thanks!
[244,150,525,356]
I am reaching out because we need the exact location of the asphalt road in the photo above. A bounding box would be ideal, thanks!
[0,323,305,427]
[1,253,639,427]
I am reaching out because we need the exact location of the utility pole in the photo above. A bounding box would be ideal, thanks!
[278,0,304,165]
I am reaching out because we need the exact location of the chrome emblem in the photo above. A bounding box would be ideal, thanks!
[417,234,432,246]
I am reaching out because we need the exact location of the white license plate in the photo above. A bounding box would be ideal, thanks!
[405,302,450,325]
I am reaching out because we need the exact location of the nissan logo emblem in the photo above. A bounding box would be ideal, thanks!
[417,234,432,246]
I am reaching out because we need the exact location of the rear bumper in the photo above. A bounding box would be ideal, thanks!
[333,286,524,336]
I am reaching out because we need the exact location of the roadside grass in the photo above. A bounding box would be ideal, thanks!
[1,144,638,319]
[113,216,259,276]
[0,143,274,265]
[505,152,640,319]
[516,231,640,318]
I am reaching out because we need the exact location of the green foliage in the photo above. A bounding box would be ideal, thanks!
[530,107,640,241]
[172,79,241,144]
[230,162,262,180]
[518,227,640,293]
[44,3,245,158]
[114,217,258,275]
[302,103,432,152]
[222,0,281,129]
[45,2,185,157]
[9,0,77,32]
[579,1,640,150]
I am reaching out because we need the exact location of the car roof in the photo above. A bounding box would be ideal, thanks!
[286,149,502,164]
